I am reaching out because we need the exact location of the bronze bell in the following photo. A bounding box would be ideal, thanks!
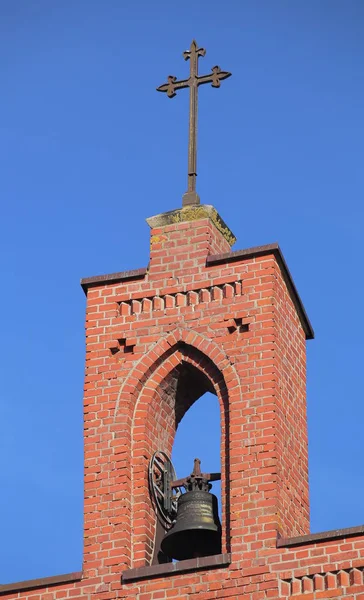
[160,459,222,561]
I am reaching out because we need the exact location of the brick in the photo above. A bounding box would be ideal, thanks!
[313,573,325,591]
[326,572,338,588]
[350,568,363,585]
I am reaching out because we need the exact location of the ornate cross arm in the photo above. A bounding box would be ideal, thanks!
[157,66,231,98]
[156,76,190,98]
[157,40,232,206]
[197,66,231,88]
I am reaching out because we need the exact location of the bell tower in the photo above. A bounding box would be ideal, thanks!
[3,38,363,600]
[79,40,314,586]
[81,202,313,581]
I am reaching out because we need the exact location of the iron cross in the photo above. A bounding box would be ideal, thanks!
[157,40,231,207]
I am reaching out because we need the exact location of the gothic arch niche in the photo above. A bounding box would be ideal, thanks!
[170,388,222,560]
[172,390,221,512]
[129,339,232,568]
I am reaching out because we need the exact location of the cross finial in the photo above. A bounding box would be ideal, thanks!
[157,41,231,207]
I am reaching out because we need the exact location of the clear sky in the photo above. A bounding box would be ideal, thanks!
[0,0,363,584]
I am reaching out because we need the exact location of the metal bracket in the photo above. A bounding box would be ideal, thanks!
[148,451,181,527]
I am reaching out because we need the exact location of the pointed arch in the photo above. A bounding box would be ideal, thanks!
[112,327,241,568]
[114,327,240,420]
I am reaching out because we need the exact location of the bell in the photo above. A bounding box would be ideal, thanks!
[160,458,222,561]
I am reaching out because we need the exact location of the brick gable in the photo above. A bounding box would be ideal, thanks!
[2,209,363,600]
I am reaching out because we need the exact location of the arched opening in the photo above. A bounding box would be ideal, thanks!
[172,392,221,516]
[150,362,224,563]
[149,357,226,563]
[128,337,233,568]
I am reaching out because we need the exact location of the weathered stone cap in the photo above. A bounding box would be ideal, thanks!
[146,204,236,247]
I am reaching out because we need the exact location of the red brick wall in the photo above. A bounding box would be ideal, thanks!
[148,217,231,278]
[70,216,310,574]
[277,534,364,598]
[3,531,364,600]
[1,214,363,600]
[274,261,310,537]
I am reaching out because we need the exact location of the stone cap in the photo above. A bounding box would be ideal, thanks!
[277,524,364,548]
[0,572,82,595]
[122,553,231,583]
[81,267,147,294]
[146,204,236,247]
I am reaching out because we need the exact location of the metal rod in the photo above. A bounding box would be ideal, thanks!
[157,40,231,206]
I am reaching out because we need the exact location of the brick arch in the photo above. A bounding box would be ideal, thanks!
[114,327,238,419]
[114,327,241,568]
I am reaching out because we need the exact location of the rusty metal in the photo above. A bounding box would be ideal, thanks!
[149,454,222,562]
[154,457,222,561]
[148,451,182,527]
[157,40,231,207]
[171,457,221,492]
[160,459,222,560]
[160,489,222,561]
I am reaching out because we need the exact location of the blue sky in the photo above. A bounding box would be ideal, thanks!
[1,0,363,584]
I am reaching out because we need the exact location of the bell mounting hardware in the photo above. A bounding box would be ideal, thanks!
[170,456,221,491]
[148,451,182,527]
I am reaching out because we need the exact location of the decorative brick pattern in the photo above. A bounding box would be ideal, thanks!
[107,337,135,355]
[281,566,364,595]
[117,281,243,316]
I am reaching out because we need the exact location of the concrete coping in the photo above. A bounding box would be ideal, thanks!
[122,553,231,583]
[0,571,82,595]
[146,204,236,247]
[277,524,364,548]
